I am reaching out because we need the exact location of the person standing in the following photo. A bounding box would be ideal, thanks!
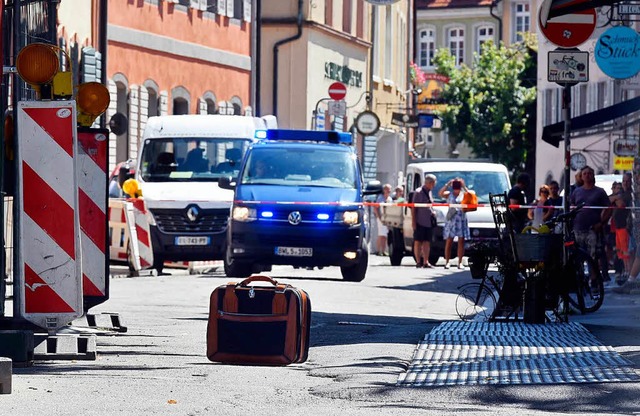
[374,184,392,256]
[569,168,584,195]
[508,172,530,233]
[412,174,437,268]
[438,178,470,269]
[393,185,405,202]
[569,166,612,282]
[527,185,551,229]
[611,174,633,283]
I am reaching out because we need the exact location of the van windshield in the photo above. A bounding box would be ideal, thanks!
[430,171,510,203]
[241,147,357,189]
[139,137,251,182]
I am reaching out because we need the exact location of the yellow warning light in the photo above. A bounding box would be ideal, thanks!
[76,82,110,127]
[16,43,59,86]
[122,178,142,199]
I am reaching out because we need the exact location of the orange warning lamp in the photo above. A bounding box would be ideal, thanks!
[122,178,142,199]
[76,82,110,127]
[16,43,60,95]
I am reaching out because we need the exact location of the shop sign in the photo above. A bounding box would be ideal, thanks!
[614,156,634,170]
[325,62,363,88]
[595,26,640,80]
[613,138,639,156]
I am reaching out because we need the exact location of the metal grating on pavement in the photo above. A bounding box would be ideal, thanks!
[398,321,640,386]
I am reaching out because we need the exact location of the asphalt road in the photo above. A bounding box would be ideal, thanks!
[3,255,640,415]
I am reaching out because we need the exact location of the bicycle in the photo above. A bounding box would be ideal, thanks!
[454,241,520,321]
[535,204,605,314]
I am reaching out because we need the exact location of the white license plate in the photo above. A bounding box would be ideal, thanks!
[275,247,313,257]
[175,236,210,246]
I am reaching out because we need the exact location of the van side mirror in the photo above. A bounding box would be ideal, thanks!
[219,176,237,190]
[363,180,382,195]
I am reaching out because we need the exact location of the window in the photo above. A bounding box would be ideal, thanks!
[447,27,465,66]
[384,6,392,79]
[512,2,530,43]
[343,0,352,34]
[418,27,436,69]
[476,25,494,54]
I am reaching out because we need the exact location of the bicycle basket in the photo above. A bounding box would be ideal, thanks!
[514,233,562,263]
[467,242,495,279]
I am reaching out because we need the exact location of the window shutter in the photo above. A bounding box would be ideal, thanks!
[160,91,169,116]
[81,47,97,83]
[243,0,251,21]
[226,0,234,17]
[199,98,207,114]
[217,0,226,15]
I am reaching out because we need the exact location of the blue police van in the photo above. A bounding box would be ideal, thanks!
[219,129,382,281]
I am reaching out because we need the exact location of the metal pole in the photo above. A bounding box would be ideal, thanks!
[563,85,572,260]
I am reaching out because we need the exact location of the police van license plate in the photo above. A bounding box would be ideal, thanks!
[275,247,313,257]
[175,236,210,246]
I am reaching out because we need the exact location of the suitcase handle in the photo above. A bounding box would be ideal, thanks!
[238,275,279,287]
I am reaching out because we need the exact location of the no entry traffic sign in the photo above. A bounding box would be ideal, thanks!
[539,0,596,48]
[328,82,347,101]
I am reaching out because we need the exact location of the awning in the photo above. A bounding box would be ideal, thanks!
[542,96,640,148]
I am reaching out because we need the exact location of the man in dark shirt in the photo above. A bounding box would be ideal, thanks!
[412,174,437,268]
[508,172,530,233]
[570,166,612,280]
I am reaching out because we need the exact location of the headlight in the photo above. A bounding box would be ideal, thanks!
[340,210,360,225]
[232,206,257,222]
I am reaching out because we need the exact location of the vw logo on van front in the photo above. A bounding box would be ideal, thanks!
[288,211,302,225]
[186,205,200,222]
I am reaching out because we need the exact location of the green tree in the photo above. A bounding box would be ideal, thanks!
[433,37,537,173]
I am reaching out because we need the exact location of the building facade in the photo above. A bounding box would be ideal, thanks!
[259,0,410,187]
[105,0,253,169]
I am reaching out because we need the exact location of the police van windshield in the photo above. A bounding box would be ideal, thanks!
[431,171,510,203]
[241,147,357,189]
[139,137,251,182]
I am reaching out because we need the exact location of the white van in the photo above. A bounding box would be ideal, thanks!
[136,114,277,273]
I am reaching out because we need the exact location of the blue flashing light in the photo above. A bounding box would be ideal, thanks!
[261,211,274,218]
[255,130,268,139]
[316,213,330,220]
[261,129,352,145]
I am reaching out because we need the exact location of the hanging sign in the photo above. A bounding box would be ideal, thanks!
[595,26,640,80]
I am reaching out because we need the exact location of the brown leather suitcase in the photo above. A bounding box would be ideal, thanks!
[206,275,311,365]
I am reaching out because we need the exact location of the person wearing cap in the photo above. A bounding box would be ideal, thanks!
[438,178,470,269]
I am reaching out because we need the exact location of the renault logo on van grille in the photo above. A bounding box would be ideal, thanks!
[288,211,302,225]
[186,206,200,222]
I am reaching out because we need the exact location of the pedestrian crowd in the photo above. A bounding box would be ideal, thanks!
[373,167,639,296]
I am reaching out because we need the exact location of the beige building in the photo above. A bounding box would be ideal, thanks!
[259,0,411,186]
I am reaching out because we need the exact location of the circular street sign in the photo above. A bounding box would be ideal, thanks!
[328,82,347,101]
[355,111,380,136]
[595,26,640,80]
[538,0,596,48]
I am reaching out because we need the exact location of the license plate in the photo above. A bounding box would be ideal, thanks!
[175,236,210,246]
[275,247,313,257]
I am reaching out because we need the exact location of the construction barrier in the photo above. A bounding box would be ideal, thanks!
[17,101,83,331]
[77,128,110,310]
[129,199,154,270]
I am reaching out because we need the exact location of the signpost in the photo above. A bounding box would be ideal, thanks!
[328,82,347,101]
[539,0,596,48]
[548,49,589,86]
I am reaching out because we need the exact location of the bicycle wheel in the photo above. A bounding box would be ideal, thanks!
[455,282,497,321]
[566,249,605,313]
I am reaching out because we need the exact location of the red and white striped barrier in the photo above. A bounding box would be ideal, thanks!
[108,199,130,263]
[128,198,154,271]
[77,128,109,309]
[17,101,83,331]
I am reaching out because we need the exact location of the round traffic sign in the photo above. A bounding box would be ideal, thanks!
[328,82,347,101]
[355,111,380,136]
[539,0,596,48]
